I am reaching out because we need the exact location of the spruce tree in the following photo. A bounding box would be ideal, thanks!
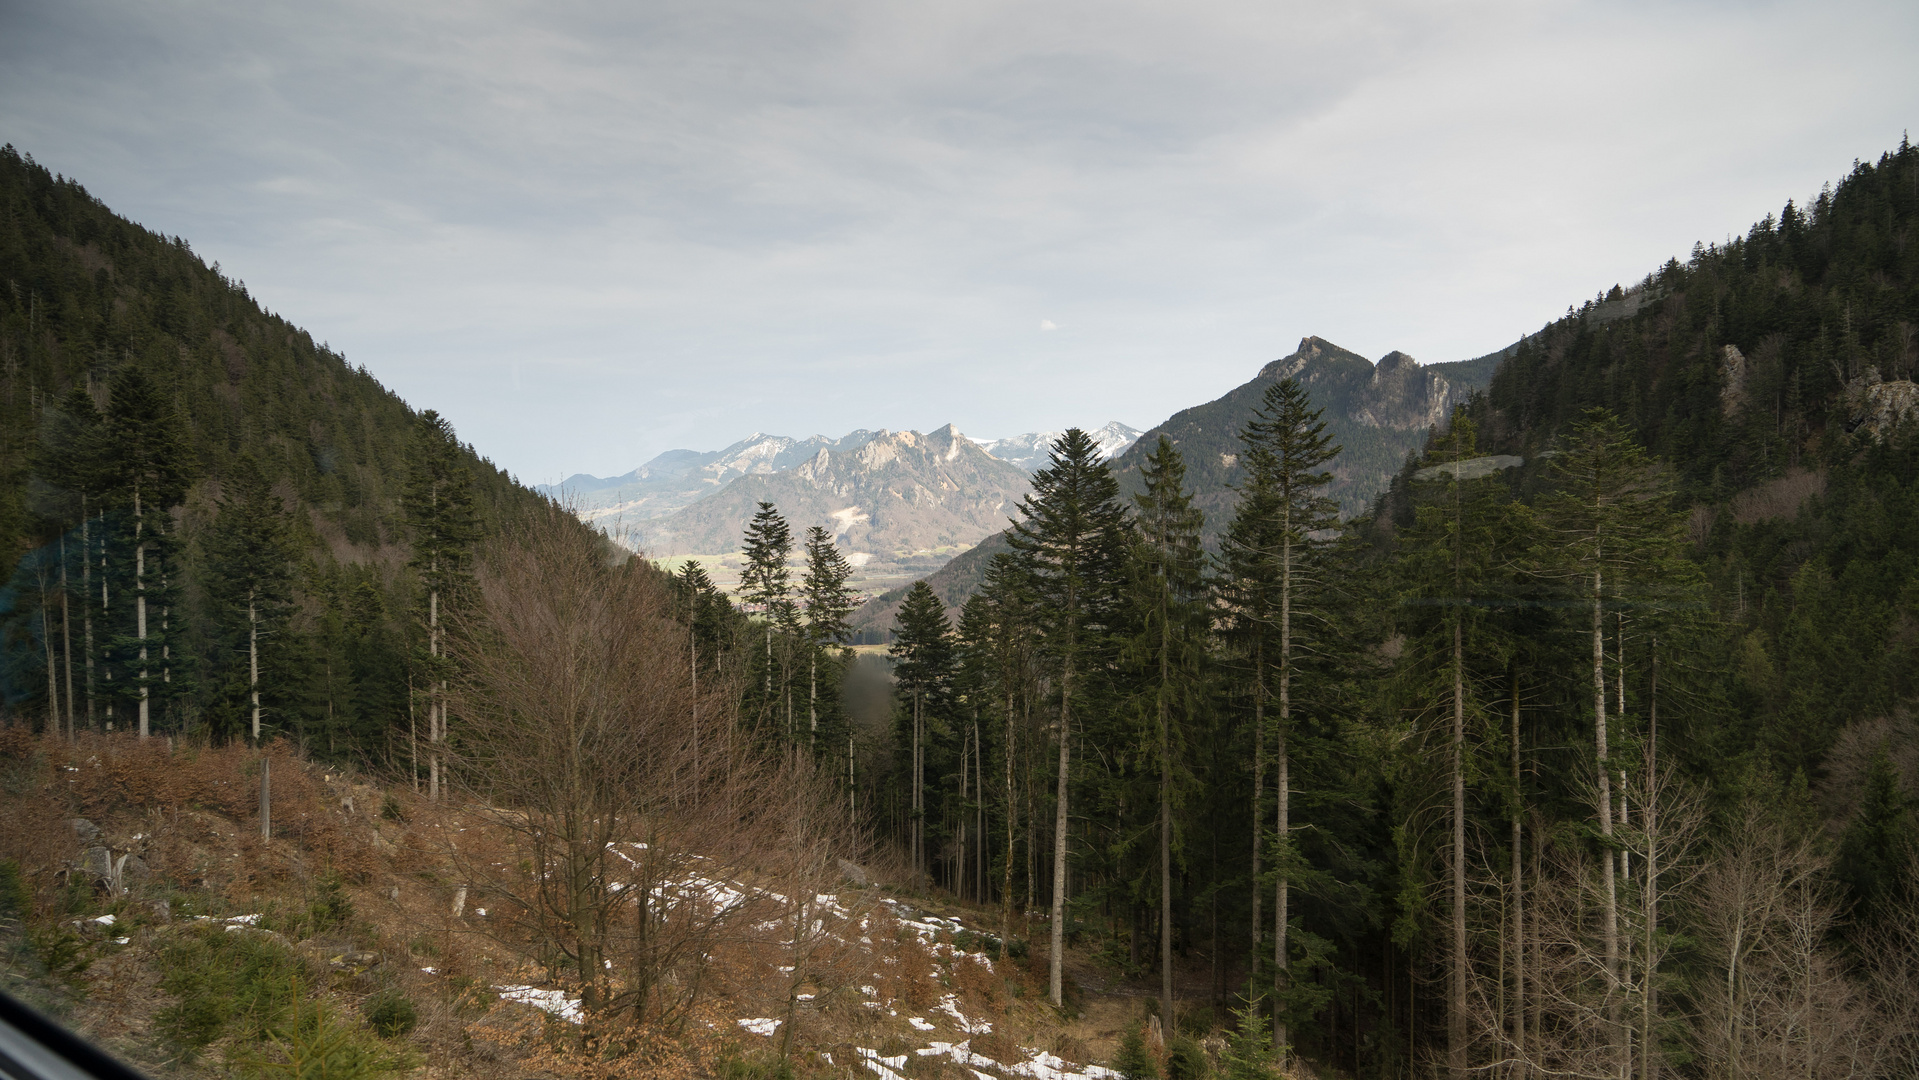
[1397,408,1514,1078]
[405,410,477,797]
[1534,407,1683,1069]
[33,383,106,734]
[206,454,297,742]
[739,502,797,737]
[892,580,954,883]
[1008,427,1129,1006]
[801,525,856,756]
[99,364,194,738]
[1127,436,1207,1024]
[1220,377,1339,1049]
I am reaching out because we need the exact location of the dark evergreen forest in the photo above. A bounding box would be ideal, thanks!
[801,140,1919,1078]
[0,144,541,760]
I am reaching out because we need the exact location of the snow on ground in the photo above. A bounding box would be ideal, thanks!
[738,1018,783,1037]
[496,985,585,1024]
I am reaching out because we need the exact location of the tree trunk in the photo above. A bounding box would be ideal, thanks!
[135,488,149,739]
[1160,552,1176,1027]
[1276,521,1293,1056]
[1004,681,1017,956]
[1251,637,1264,971]
[913,690,923,881]
[249,590,261,741]
[81,498,95,732]
[59,532,74,737]
[1512,675,1526,1075]
[1449,615,1467,1078]
[1592,571,1618,989]
[429,563,441,801]
[40,567,59,733]
[1161,703,1174,1026]
[1051,657,1072,1007]
[1641,640,1659,1080]
[808,648,817,753]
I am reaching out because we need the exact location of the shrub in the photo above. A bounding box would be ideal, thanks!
[362,990,417,1038]
[231,995,418,1080]
[310,871,354,932]
[1112,1023,1160,1080]
[1165,1036,1209,1080]
[156,924,309,1051]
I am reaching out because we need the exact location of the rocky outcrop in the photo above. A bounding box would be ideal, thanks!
[1721,345,1749,418]
[1843,368,1919,438]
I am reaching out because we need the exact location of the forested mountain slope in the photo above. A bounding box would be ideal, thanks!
[0,144,543,750]
[1387,139,1919,784]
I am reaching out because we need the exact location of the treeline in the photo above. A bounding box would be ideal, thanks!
[0,143,538,763]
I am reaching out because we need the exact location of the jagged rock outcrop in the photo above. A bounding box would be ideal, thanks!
[1842,368,1919,438]
[1111,335,1507,525]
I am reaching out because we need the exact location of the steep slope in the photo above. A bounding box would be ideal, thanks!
[0,144,544,743]
[640,425,1032,563]
[1111,335,1507,527]
[539,430,881,540]
[1420,141,1919,782]
[975,421,1141,472]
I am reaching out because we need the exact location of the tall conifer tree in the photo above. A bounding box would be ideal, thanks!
[207,455,297,742]
[801,525,856,756]
[892,581,955,883]
[405,410,477,797]
[740,502,797,737]
[1127,436,1207,1025]
[1009,427,1129,1006]
[1221,377,1339,1051]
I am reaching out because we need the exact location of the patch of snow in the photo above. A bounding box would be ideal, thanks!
[737,1018,782,1037]
[909,1016,936,1031]
[497,985,585,1024]
[938,994,990,1033]
[111,936,129,945]
[92,914,116,925]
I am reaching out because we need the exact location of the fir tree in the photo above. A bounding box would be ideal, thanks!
[1220,377,1339,1051]
[801,525,856,756]
[1126,436,1207,1023]
[891,580,954,883]
[739,502,798,739]
[99,363,195,738]
[206,455,297,742]
[1008,427,1129,1006]
[405,410,477,798]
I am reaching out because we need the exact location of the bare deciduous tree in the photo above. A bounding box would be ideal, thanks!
[443,506,861,1031]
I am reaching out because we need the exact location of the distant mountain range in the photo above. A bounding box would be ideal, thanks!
[537,430,884,542]
[541,421,1141,558]
[635,425,1033,562]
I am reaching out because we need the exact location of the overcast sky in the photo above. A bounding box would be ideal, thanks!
[3,0,1915,482]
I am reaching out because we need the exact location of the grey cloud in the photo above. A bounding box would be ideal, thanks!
[2,0,1916,480]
